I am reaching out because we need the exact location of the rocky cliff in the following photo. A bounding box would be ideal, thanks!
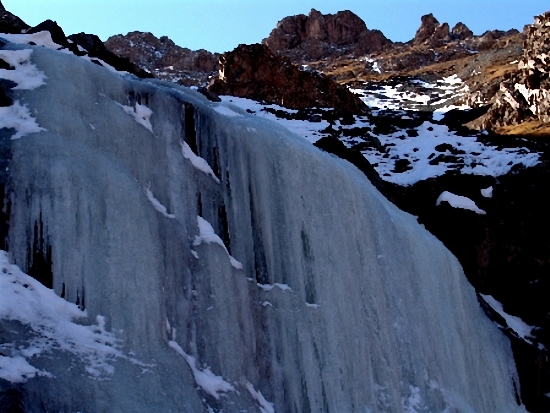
[207,43,367,114]
[105,31,218,86]
[466,11,550,134]
[262,8,391,61]
[261,10,521,86]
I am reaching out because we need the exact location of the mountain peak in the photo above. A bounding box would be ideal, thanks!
[414,13,445,44]
[263,9,390,61]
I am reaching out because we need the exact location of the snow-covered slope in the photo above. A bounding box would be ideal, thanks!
[0,39,524,412]
[216,74,539,186]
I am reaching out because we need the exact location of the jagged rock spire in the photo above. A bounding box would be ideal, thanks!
[413,13,452,46]
[452,22,474,40]
[414,13,440,44]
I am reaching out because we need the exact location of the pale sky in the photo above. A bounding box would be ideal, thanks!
[4,1,549,53]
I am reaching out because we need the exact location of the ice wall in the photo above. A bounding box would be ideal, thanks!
[0,43,524,413]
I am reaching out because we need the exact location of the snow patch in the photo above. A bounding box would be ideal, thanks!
[481,186,493,198]
[355,120,538,186]
[306,303,320,309]
[168,340,235,399]
[219,96,329,144]
[442,74,463,85]
[145,187,175,218]
[436,191,486,215]
[481,294,535,341]
[0,31,61,49]
[0,251,128,381]
[433,103,471,121]
[0,101,45,139]
[181,141,220,183]
[212,103,244,117]
[79,54,130,76]
[0,355,50,383]
[193,216,243,270]
[257,283,293,293]
[402,386,427,413]
[0,49,47,89]
[116,102,153,132]
[362,56,381,73]
[245,380,275,413]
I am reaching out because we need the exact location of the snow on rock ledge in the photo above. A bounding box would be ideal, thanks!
[436,191,487,214]
[194,216,243,270]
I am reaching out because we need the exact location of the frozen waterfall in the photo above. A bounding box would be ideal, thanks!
[0,41,524,413]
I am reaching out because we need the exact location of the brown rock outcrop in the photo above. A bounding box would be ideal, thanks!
[306,9,367,45]
[105,32,218,86]
[452,22,474,40]
[208,43,367,114]
[413,14,452,46]
[467,11,550,131]
[432,22,452,45]
[476,29,520,51]
[413,14,440,44]
[263,9,391,61]
[520,12,550,122]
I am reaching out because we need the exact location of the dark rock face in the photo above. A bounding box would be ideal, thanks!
[68,32,153,79]
[105,31,218,86]
[208,43,367,114]
[27,19,69,47]
[262,8,391,61]
[0,1,29,34]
